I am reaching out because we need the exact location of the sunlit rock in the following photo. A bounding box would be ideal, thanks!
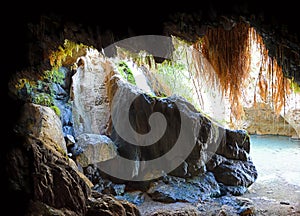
[244,103,297,136]
[15,102,68,156]
[71,49,111,137]
[76,133,118,167]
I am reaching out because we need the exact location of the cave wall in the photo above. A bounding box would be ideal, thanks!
[4,2,300,214]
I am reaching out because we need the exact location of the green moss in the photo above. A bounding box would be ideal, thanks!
[49,39,88,69]
[291,79,300,93]
[156,60,195,105]
[33,93,54,106]
[117,61,136,85]
[150,93,168,99]
[15,78,36,91]
[44,69,65,85]
[50,105,61,117]
[55,145,69,161]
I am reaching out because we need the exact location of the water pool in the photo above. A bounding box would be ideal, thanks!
[249,134,300,187]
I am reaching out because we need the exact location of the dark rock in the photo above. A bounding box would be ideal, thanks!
[5,135,90,215]
[87,192,141,216]
[209,158,258,189]
[147,173,221,203]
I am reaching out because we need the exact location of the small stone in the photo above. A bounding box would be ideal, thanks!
[280,201,290,205]
[239,207,255,216]
[65,134,76,146]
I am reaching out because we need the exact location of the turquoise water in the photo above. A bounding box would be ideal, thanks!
[249,135,300,187]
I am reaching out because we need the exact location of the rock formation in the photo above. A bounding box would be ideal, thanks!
[4,2,300,215]
[6,45,258,214]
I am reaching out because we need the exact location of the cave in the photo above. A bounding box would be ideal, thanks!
[4,2,300,215]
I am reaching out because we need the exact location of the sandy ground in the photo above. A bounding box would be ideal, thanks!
[138,183,300,216]
[241,177,300,215]
[240,135,300,215]
[137,136,300,215]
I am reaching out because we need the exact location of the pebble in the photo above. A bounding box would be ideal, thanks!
[280,201,290,205]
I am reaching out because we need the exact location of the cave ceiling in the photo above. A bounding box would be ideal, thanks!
[5,1,300,85]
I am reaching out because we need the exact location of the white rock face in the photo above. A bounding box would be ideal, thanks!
[281,92,300,138]
[71,49,111,137]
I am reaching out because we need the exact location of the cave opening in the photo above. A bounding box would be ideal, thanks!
[6,7,300,214]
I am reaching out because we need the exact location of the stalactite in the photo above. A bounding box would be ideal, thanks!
[201,21,252,121]
[196,20,292,125]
